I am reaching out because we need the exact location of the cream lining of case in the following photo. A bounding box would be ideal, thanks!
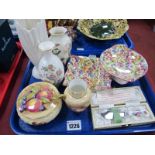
[91,86,155,130]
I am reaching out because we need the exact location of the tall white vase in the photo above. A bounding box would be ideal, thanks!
[15,19,48,66]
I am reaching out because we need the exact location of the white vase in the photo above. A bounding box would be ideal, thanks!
[15,19,48,66]
[49,26,72,64]
[32,41,65,86]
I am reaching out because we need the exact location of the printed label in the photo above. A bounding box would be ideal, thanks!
[66,120,82,131]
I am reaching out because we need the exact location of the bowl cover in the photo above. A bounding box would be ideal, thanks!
[16,82,62,125]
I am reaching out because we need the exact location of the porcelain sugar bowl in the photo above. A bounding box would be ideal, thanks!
[49,26,72,64]
[64,79,92,112]
[32,41,65,86]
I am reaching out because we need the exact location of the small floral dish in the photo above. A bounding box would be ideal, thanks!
[77,19,129,40]
[63,55,111,91]
[100,44,148,84]
[16,82,62,125]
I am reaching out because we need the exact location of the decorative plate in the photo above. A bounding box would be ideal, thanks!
[77,19,129,40]
[63,55,111,91]
[100,44,148,82]
[16,82,62,125]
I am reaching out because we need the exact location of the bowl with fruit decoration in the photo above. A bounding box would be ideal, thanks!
[16,82,62,125]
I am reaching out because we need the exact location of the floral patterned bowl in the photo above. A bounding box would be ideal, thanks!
[77,19,129,40]
[100,44,148,84]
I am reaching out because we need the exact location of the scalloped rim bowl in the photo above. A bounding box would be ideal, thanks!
[100,44,148,84]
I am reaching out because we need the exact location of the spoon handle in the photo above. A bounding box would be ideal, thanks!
[53,94,66,100]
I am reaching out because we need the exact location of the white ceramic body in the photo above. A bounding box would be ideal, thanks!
[15,19,49,66]
[33,53,65,85]
[49,27,72,64]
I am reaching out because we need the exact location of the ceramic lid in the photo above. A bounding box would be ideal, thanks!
[16,82,62,125]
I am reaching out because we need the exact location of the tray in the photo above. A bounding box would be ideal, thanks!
[10,62,155,134]
[0,42,23,108]
[71,32,134,56]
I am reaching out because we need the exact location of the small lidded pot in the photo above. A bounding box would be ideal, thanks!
[64,79,91,112]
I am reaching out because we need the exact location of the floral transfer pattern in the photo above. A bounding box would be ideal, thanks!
[100,44,148,82]
[41,64,63,84]
[63,55,112,91]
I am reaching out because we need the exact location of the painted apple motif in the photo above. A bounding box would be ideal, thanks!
[26,98,43,112]
[36,89,53,101]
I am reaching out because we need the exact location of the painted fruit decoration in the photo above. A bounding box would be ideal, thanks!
[19,85,54,113]
[36,89,53,100]
[16,82,62,125]
[26,98,43,112]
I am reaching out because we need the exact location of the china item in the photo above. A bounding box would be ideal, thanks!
[32,41,65,85]
[63,55,111,91]
[100,44,148,84]
[16,82,62,125]
[49,26,72,64]
[64,79,92,112]
[15,19,48,66]
[77,19,129,40]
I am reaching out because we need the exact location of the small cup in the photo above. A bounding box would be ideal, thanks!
[68,79,87,99]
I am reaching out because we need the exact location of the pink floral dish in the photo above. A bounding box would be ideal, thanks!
[100,44,148,84]
[63,55,111,91]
